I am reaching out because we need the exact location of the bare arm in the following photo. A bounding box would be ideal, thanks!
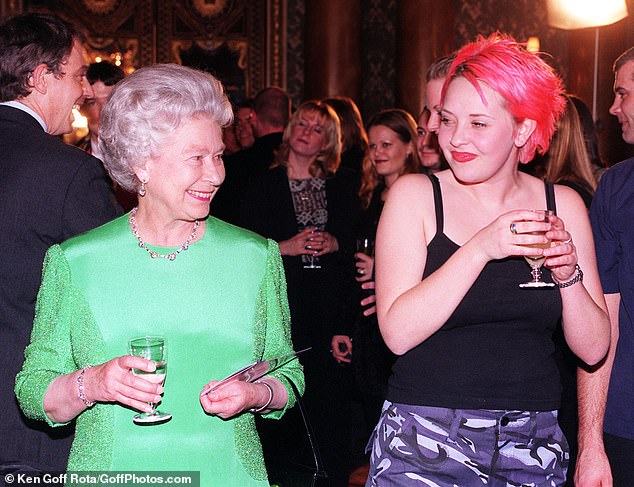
[545,188,610,366]
[376,175,560,355]
[575,292,620,487]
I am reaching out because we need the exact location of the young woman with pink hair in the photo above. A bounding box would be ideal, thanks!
[366,34,610,486]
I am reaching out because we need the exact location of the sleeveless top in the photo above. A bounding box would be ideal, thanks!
[386,174,563,411]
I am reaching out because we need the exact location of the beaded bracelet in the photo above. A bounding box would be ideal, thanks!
[553,264,584,288]
[77,366,95,408]
[248,380,273,413]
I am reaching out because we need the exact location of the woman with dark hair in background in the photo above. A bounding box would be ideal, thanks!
[344,109,423,474]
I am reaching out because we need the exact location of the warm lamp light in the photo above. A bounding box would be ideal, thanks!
[547,0,628,29]
[547,0,629,120]
[526,37,540,53]
[71,108,87,131]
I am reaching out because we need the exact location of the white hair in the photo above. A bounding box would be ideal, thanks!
[99,63,233,192]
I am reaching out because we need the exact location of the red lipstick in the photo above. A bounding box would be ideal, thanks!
[451,151,477,163]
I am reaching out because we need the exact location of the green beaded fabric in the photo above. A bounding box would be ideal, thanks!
[15,215,304,484]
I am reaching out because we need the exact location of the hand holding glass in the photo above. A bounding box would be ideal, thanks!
[517,210,555,288]
[303,227,322,269]
[128,335,171,424]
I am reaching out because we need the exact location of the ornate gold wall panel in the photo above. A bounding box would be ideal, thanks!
[4,0,284,103]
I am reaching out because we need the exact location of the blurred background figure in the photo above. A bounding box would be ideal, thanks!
[77,61,124,160]
[529,93,599,486]
[235,98,255,150]
[416,107,447,173]
[241,100,359,487]
[532,94,598,209]
[211,87,291,224]
[348,108,422,475]
[569,94,607,181]
[323,96,368,174]
[76,61,135,211]
[424,54,456,133]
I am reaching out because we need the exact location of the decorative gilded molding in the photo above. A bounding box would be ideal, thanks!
[190,0,227,18]
[81,0,120,15]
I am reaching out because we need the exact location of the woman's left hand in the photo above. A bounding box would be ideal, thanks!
[309,231,339,256]
[200,380,269,419]
[543,214,578,282]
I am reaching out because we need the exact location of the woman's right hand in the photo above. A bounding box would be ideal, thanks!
[354,253,374,282]
[279,227,318,256]
[470,209,553,262]
[83,356,163,412]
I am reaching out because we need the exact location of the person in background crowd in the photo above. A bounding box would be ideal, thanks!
[569,94,607,180]
[323,96,369,174]
[77,61,124,160]
[241,100,359,487]
[0,12,120,477]
[576,45,634,487]
[346,108,422,473]
[416,107,447,173]
[368,34,609,486]
[425,53,456,133]
[532,94,597,209]
[211,87,291,224]
[76,61,134,211]
[15,63,303,486]
[235,98,255,150]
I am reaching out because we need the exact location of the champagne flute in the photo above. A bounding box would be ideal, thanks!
[518,210,556,288]
[302,225,322,269]
[356,237,374,277]
[356,238,374,257]
[128,335,172,424]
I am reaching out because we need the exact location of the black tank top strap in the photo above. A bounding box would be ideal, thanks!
[545,181,557,215]
[427,173,444,234]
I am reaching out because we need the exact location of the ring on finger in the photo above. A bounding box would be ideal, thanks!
[359,269,365,275]
[510,222,518,234]
[563,237,573,244]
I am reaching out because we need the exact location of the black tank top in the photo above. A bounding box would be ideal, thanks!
[386,174,563,410]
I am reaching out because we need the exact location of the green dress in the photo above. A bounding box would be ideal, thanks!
[15,213,304,485]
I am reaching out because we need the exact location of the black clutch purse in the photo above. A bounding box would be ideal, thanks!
[265,380,329,487]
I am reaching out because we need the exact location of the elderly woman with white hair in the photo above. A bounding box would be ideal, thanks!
[15,64,303,485]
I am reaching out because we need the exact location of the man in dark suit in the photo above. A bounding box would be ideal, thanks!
[211,86,291,224]
[0,13,120,476]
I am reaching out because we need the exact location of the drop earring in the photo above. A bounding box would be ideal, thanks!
[138,179,147,197]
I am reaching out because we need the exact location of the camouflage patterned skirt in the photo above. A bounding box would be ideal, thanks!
[366,401,569,486]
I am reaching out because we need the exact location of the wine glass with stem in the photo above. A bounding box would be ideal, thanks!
[302,224,322,269]
[518,210,556,288]
[128,335,172,424]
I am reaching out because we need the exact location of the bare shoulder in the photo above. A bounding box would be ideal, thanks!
[386,173,434,215]
[390,172,432,194]
[553,183,589,221]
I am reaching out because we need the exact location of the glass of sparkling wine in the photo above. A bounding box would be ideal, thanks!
[518,210,556,288]
[128,335,171,424]
[356,237,374,257]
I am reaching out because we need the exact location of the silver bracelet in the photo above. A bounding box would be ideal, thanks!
[553,264,583,288]
[77,366,95,408]
[248,380,273,413]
